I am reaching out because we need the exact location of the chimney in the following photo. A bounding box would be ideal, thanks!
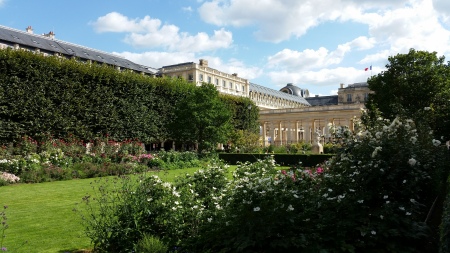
[232,73,238,77]
[43,31,55,39]
[340,83,344,88]
[26,26,34,34]
[199,59,208,67]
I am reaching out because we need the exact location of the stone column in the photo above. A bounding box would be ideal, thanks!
[278,121,283,146]
[262,121,267,147]
[292,121,298,143]
[324,118,330,142]
[304,121,311,143]
[269,121,275,146]
[286,121,291,144]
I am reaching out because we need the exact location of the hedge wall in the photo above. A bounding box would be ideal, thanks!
[0,49,257,145]
[218,153,334,167]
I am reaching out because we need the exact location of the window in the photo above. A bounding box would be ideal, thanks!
[207,76,212,83]
[347,94,352,102]
[199,74,204,81]
[229,82,233,89]
[242,85,245,92]
[215,78,219,85]
[222,80,226,87]
[188,74,194,81]
[364,93,369,101]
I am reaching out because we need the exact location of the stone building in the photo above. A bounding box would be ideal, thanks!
[0,25,157,76]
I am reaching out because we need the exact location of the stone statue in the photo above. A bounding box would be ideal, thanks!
[312,129,324,154]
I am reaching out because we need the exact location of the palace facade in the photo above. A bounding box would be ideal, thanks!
[0,25,372,146]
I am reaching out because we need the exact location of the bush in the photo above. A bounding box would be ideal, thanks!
[440,175,450,253]
[135,234,168,253]
[77,159,229,252]
[316,116,449,252]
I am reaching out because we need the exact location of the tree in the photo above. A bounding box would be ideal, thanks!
[171,83,233,153]
[366,48,450,140]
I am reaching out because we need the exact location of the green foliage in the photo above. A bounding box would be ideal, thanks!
[77,159,229,252]
[220,94,259,133]
[218,153,333,167]
[228,130,260,153]
[440,175,450,253]
[286,142,312,154]
[1,205,8,251]
[318,116,449,252]
[154,150,202,170]
[366,48,450,141]
[0,49,202,144]
[171,83,233,153]
[135,234,168,253]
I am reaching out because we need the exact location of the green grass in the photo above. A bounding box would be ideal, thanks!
[0,164,291,252]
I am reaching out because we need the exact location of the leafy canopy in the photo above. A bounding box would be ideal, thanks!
[366,48,450,140]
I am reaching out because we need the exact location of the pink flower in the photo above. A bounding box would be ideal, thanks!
[317,167,324,174]
[281,170,287,175]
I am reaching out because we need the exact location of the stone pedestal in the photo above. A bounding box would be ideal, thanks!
[312,142,323,154]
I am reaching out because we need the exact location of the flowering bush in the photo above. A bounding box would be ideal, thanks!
[316,116,449,252]
[77,159,229,252]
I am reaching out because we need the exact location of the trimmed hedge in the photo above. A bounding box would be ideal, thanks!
[218,153,334,167]
[0,49,257,146]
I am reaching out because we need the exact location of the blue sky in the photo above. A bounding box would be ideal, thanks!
[1,0,449,96]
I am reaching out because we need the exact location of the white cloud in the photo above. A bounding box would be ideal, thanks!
[267,36,373,71]
[267,67,373,89]
[0,0,6,7]
[433,0,450,24]
[91,12,233,53]
[359,0,450,57]
[90,12,162,33]
[358,50,390,65]
[182,6,193,12]
[198,0,407,43]
[198,57,263,79]
[199,0,450,59]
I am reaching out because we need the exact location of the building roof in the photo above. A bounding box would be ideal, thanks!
[161,62,195,69]
[345,82,368,88]
[0,25,157,75]
[279,83,310,97]
[305,95,339,106]
[250,82,311,106]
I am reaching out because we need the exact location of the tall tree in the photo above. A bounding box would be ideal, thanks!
[366,48,450,140]
[171,83,232,153]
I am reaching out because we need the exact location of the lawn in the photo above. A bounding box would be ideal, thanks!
[0,167,229,253]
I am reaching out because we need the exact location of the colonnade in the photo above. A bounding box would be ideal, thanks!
[258,104,364,147]
[260,118,354,146]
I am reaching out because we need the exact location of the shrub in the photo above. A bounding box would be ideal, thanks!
[135,234,168,253]
[77,159,229,252]
[316,116,449,252]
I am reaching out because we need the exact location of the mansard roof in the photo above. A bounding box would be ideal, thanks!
[305,95,338,106]
[249,82,311,106]
[0,25,157,75]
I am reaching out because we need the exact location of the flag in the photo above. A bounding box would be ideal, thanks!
[365,65,372,71]
[365,67,369,71]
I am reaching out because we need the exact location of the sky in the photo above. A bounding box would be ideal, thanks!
[1,0,450,96]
